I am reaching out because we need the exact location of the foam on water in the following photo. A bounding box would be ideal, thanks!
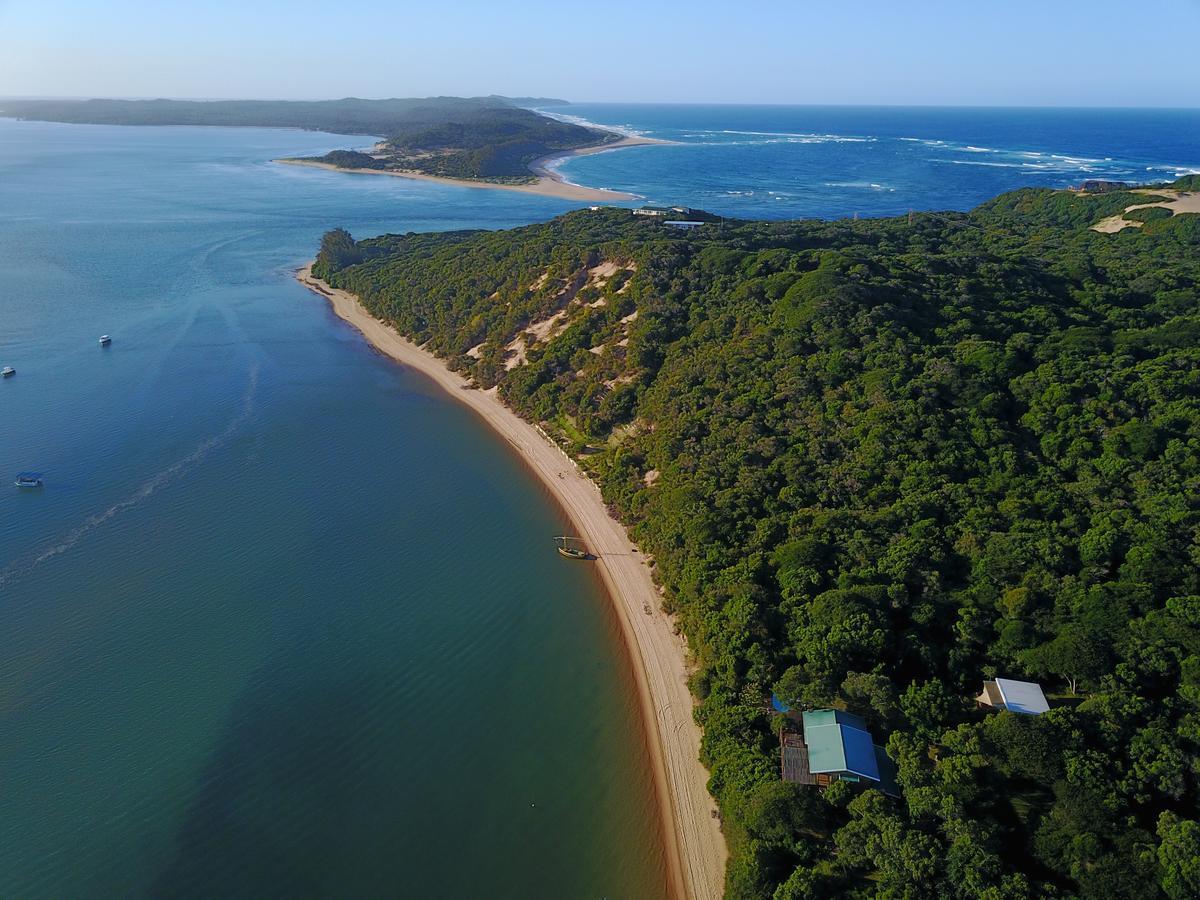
[538,105,1197,218]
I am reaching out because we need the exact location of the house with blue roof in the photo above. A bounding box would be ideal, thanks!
[780,708,900,797]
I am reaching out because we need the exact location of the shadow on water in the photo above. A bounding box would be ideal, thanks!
[149,642,382,898]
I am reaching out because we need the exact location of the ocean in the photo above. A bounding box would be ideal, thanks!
[541,103,1200,219]
[1,104,1196,896]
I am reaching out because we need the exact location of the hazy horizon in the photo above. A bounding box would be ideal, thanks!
[3,0,1198,108]
[3,95,1199,111]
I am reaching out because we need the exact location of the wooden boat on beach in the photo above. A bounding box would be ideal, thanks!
[554,535,589,560]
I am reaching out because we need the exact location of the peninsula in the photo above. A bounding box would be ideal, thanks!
[1,95,663,199]
[279,135,659,201]
[304,179,1199,899]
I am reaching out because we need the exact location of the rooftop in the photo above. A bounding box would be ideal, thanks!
[802,709,881,781]
[994,678,1050,715]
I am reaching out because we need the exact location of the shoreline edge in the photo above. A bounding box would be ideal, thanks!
[297,263,727,900]
[277,135,667,202]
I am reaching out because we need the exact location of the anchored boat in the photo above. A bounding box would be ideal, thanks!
[99,335,111,346]
[1,366,14,377]
[14,472,44,489]
[554,535,589,560]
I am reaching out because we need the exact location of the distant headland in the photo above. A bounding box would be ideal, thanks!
[0,95,667,200]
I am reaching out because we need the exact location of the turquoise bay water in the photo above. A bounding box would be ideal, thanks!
[0,120,665,897]
[2,105,1196,897]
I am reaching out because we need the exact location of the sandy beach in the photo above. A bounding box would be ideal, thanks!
[297,264,727,900]
[277,135,665,202]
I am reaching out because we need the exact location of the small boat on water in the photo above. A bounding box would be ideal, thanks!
[99,335,111,346]
[14,472,44,489]
[1,366,14,377]
[555,535,589,560]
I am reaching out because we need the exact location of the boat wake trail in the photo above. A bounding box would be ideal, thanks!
[0,366,259,590]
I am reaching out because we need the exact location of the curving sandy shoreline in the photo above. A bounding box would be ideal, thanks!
[297,264,726,900]
[277,135,666,202]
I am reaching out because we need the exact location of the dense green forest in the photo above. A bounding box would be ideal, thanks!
[0,95,607,181]
[313,182,1200,899]
[304,106,609,181]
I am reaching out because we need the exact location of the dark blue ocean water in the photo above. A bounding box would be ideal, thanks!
[0,104,1194,896]
[541,104,1200,219]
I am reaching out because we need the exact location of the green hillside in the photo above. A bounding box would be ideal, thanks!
[314,182,1200,899]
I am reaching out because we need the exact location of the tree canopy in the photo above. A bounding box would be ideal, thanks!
[315,180,1200,898]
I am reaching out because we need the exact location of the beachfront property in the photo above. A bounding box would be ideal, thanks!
[633,205,695,217]
[976,678,1050,715]
[780,709,899,797]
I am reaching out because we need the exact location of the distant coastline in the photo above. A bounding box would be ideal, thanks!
[0,96,668,198]
[277,134,666,202]
[296,262,727,900]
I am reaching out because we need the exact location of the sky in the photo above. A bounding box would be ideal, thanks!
[2,0,1198,107]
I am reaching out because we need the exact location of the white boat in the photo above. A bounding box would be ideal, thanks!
[1,366,14,377]
[99,335,111,346]
[15,472,43,489]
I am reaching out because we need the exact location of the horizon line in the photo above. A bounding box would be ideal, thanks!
[1,95,1198,112]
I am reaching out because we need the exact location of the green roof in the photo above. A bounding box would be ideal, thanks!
[801,709,881,781]
[802,709,867,730]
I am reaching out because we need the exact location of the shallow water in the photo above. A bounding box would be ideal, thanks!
[0,120,665,898]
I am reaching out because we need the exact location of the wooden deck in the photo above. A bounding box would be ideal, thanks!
[780,731,816,785]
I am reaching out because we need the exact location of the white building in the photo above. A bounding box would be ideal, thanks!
[977,678,1050,715]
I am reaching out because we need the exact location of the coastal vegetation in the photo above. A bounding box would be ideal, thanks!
[314,180,1200,899]
[311,150,387,170]
[1124,206,1175,223]
[304,105,611,181]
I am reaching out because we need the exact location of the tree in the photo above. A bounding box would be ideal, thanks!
[1157,813,1200,899]
[313,228,362,278]
[840,671,898,728]
[1020,623,1112,695]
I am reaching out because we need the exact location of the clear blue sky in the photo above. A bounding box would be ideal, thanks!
[2,0,1198,106]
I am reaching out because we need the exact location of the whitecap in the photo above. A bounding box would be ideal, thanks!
[534,108,646,138]
[823,181,895,191]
